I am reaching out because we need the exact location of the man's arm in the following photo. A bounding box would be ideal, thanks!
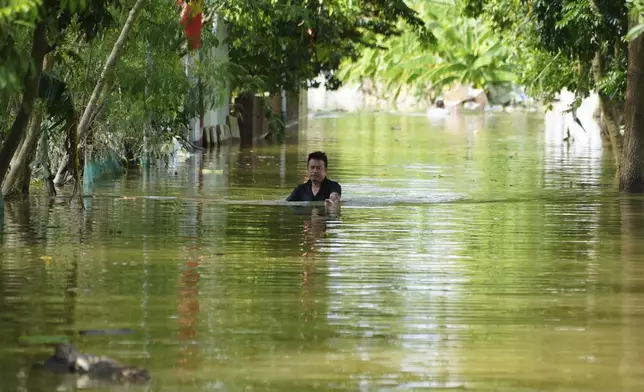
[330,182,341,200]
[286,185,301,201]
[325,182,341,206]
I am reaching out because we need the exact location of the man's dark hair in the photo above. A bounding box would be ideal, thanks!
[307,151,328,168]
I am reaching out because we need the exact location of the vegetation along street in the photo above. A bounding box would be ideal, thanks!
[2,0,644,391]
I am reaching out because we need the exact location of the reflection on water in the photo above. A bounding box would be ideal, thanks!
[1,112,644,391]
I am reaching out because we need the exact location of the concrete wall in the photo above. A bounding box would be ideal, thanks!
[181,13,311,148]
[286,92,300,125]
[307,79,366,112]
[183,14,236,146]
[305,76,426,112]
[202,14,230,132]
[235,94,267,146]
[182,54,201,143]
[268,92,301,126]
[234,90,306,146]
[298,89,308,120]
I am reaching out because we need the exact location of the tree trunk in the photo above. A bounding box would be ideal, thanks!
[53,154,70,185]
[11,137,26,170]
[54,0,146,184]
[0,19,48,191]
[592,51,623,168]
[20,148,35,197]
[621,13,644,192]
[2,106,44,197]
[2,53,55,197]
[77,0,146,144]
[593,105,612,147]
[36,122,56,197]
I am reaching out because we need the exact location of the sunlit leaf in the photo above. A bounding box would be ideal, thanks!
[626,23,644,41]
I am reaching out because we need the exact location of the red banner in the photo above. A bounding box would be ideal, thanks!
[177,0,203,50]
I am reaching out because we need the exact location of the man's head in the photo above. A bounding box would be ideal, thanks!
[307,151,328,184]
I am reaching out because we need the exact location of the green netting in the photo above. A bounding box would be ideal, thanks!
[83,150,124,187]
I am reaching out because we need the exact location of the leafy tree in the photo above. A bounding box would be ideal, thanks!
[461,0,644,192]
[221,0,433,95]
[1,0,435,199]
[0,1,52,190]
[337,1,516,105]
[0,0,119,195]
[626,0,644,40]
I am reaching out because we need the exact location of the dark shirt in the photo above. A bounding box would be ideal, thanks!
[286,178,341,202]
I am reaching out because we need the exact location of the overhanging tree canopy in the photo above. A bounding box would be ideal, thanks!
[220,0,434,94]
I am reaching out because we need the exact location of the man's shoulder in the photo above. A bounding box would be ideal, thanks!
[291,180,311,194]
[287,181,310,201]
[324,178,341,192]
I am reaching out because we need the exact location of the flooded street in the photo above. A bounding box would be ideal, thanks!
[2,112,644,391]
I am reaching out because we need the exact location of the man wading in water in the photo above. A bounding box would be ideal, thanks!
[286,151,341,207]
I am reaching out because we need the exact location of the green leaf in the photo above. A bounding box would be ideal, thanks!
[491,70,517,82]
[472,55,493,70]
[626,23,644,41]
[11,19,35,28]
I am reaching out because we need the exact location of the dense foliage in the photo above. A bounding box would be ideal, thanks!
[222,0,433,94]
[463,0,628,106]
[1,0,430,197]
[337,1,517,105]
[6,0,644,195]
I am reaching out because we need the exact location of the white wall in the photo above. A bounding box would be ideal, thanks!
[306,77,426,112]
[203,14,230,130]
[544,89,601,147]
[307,77,366,112]
[183,14,230,143]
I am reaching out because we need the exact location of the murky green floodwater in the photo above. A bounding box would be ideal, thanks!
[2,112,644,391]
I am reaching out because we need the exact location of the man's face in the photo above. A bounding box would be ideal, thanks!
[307,159,327,182]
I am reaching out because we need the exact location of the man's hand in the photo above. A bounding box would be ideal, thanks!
[324,199,337,208]
[325,192,341,208]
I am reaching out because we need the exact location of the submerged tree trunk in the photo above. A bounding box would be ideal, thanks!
[2,53,55,197]
[594,106,613,148]
[53,154,70,185]
[54,0,147,184]
[20,148,36,197]
[621,14,644,192]
[602,98,624,167]
[592,51,624,168]
[36,123,56,196]
[2,106,44,197]
[0,19,48,191]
